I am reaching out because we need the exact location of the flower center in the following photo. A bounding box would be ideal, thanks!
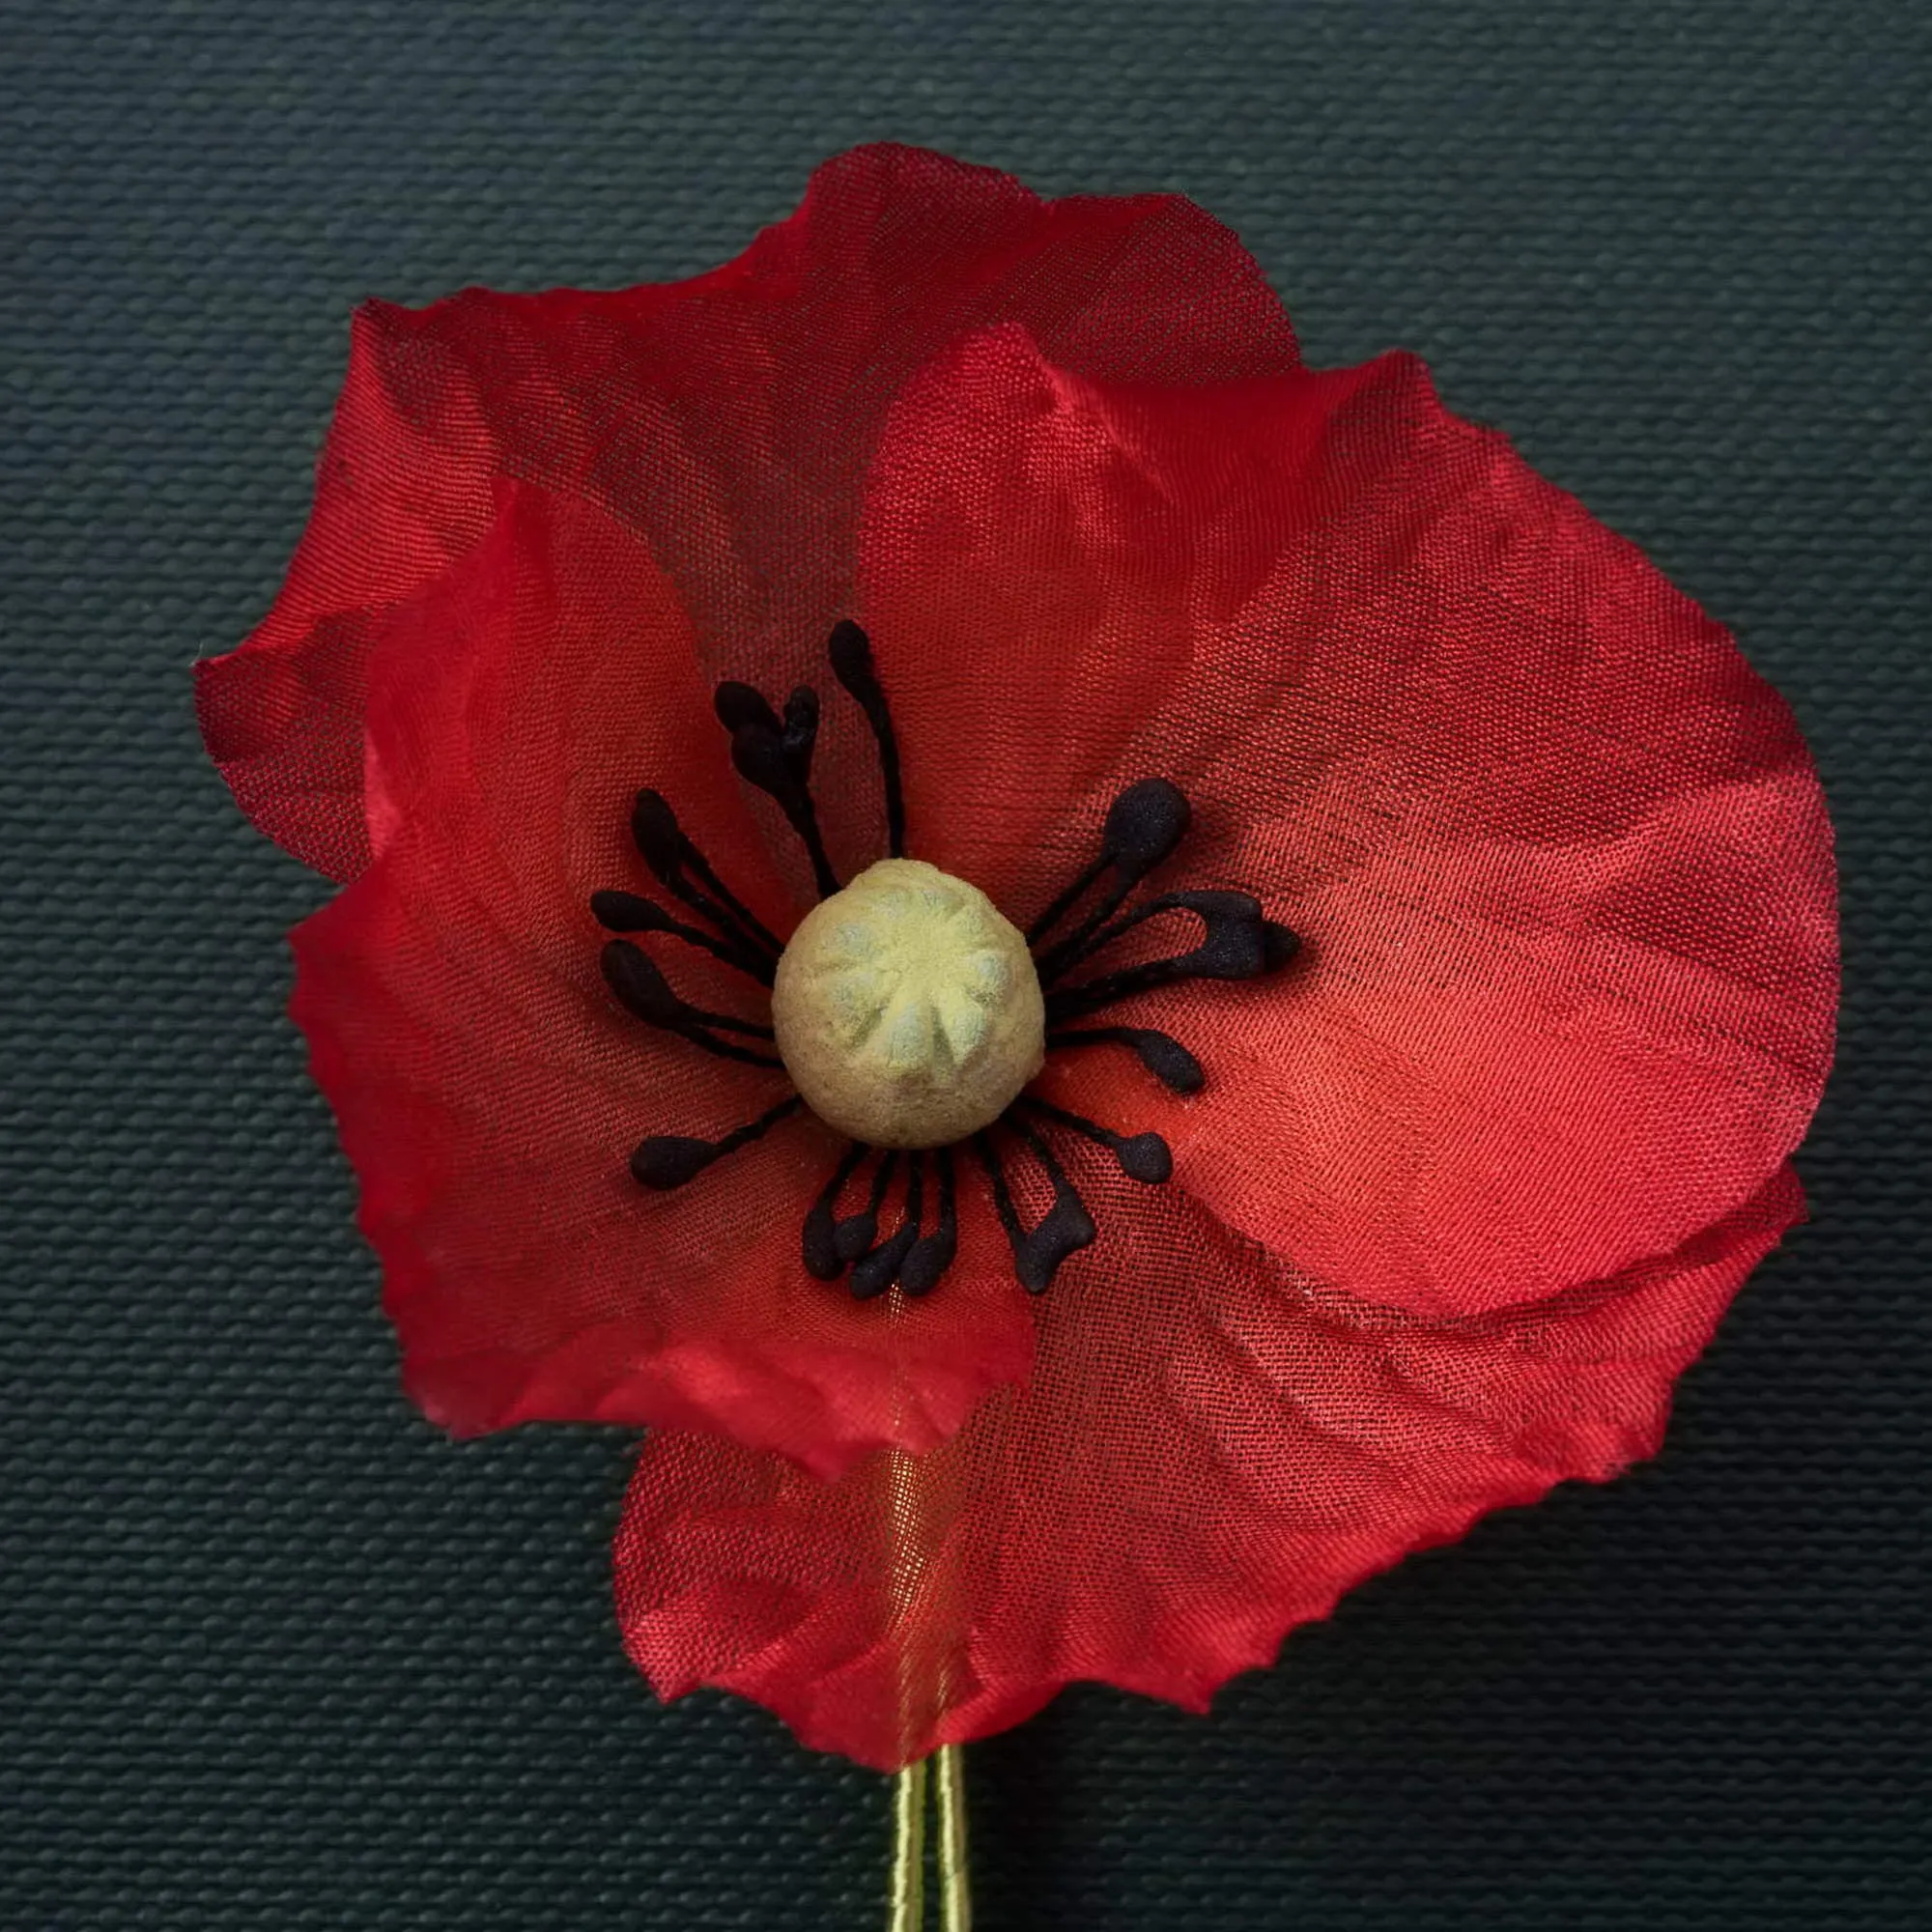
[593,618,1301,1298]
[773,859,1045,1148]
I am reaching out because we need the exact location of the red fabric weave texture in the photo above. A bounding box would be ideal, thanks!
[197,145,1837,1768]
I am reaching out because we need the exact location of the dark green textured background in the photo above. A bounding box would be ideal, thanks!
[4,4,1927,1926]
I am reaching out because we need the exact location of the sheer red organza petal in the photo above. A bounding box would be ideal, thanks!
[617,1165,1805,1770]
[196,143,1298,884]
[863,328,1836,1320]
[290,484,1030,1477]
[610,316,1833,1763]
[203,144,1840,1759]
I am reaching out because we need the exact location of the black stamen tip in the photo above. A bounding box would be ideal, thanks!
[834,1151,898,1264]
[1019,1096,1177,1188]
[827,617,907,860]
[900,1147,957,1296]
[1046,1025,1208,1094]
[1016,1192,1096,1294]
[725,716,840,897]
[827,617,874,687]
[630,789,683,878]
[629,1097,801,1193]
[850,1220,919,1301]
[1186,891,1268,979]
[1136,1032,1206,1094]
[713,681,781,737]
[590,889,669,934]
[982,1122,1098,1294]
[834,1208,879,1264]
[601,939,681,1025]
[1115,1131,1173,1185]
[1263,920,1301,971]
[1196,935,1265,980]
[781,686,820,777]
[729,721,796,798]
[801,1202,841,1280]
[1102,779,1191,877]
[802,1142,869,1280]
[631,1135,717,1190]
[899,1224,957,1297]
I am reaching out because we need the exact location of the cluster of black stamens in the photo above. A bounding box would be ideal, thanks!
[590,620,1299,1299]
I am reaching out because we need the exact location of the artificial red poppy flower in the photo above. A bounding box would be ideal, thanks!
[199,145,1837,1771]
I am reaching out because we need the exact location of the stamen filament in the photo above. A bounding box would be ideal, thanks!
[1032,872,1137,982]
[1026,779,1191,959]
[836,1150,900,1264]
[1041,889,1260,985]
[827,620,906,860]
[1043,1026,1205,1094]
[631,789,783,960]
[631,1095,803,1190]
[677,834,786,958]
[975,1118,1096,1293]
[728,722,841,899]
[1019,1096,1173,1182]
[600,941,782,1065]
[589,889,776,986]
[1025,852,1109,946]
[900,1144,958,1297]
[803,1141,871,1280]
[1046,898,1287,1022]
[851,1151,924,1300]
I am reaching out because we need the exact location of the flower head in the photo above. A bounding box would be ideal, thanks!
[199,145,1837,1768]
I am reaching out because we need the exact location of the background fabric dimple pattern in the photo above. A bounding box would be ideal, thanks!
[4,4,1926,1928]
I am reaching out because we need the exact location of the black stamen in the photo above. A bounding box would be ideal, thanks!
[598,940,774,1037]
[803,1142,870,1280]
[631,789,783,959]
[610,643,1299,1302]
[1045,889,1266,983]
[1102,777,1192,875]
[601,941,782,1065]
[728,720,840,900]
[713,681,783,738]
[781,686,820,781]
[1045,1026,1206,1094]
[678,840,785,958]
[1026,853,1109,946]
[1027,778,1193,957]
[974,1132,1026,1275]
[827,619,906,860]
[899,1144,958,1296]
[1020,1097,1173,1183]
[1047,895,1290,1024]
[975,1120,1096,1294]
[632,1096,803,1190]
[850,1151,923,1301]
[1262,920,1301,971]
[589,890,776,986]
[835,1151,899,1264]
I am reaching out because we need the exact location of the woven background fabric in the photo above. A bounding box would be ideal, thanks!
[2,2,1924,1926]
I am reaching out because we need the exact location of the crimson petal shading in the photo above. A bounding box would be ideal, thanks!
[616,1165,1805,1771]
[196,143,1299,883]
[861,328,1835,1320]
[203,146,1839,1756]
[291,484,1032,1477]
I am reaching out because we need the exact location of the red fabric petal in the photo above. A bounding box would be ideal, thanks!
[196,144,1297,880]
[290,483,1030,1477]
[194,318,498,879]
[207,146,1838,1742]
[616,1165,1804,1770]
[860,330,1836,1318]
